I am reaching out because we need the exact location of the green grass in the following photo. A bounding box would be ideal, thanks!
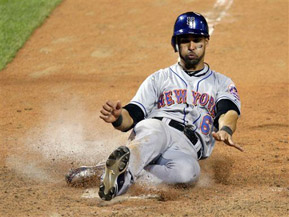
[0,0,62,71]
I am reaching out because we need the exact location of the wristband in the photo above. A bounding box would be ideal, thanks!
[220,126,233,136]
[112,115,123,128]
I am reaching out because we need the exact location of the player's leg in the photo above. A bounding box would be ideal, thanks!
[98,146,132,201]
[99,119,173,200]
[144,149,200,184]
[127,119,176,178]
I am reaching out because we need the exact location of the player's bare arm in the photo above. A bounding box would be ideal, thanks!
[99,100,134,131]
[212,110,244,152]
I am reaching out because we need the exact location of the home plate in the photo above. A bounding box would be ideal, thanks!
[81,188,161,201]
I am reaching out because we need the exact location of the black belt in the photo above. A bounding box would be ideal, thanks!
[153,117,202,159]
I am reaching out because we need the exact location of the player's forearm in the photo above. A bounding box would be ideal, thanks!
[113,109,134,132]
[218,110,239,133]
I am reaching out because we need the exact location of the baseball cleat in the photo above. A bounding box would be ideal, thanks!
[98,146,130,201]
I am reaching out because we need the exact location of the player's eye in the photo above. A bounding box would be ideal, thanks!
[192,38,202,43]
[179,37,203,44]
[179,38,191,44]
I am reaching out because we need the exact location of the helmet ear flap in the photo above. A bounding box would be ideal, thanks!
[172,36,179,52]
[175,36,179,52]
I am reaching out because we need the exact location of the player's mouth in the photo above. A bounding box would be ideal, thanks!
[187,52,197,59]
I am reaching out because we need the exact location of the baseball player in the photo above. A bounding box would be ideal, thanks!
[98,11,243,201]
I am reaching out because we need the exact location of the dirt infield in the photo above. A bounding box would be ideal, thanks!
[0,0,288,216]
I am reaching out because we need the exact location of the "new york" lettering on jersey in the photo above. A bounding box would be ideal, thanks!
[158,89,216,117]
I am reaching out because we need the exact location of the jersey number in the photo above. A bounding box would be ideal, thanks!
[200,115,213,135]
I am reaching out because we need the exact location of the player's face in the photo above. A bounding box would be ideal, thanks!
[178,35,209,70]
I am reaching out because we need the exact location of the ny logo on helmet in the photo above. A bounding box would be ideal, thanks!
[187,17,195,29]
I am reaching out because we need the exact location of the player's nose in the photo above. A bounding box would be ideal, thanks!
[188,41,197,50]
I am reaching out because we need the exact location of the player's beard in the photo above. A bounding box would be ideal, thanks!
[180,50,205,70]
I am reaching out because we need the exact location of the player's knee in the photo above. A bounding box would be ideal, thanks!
[175,160,200,183]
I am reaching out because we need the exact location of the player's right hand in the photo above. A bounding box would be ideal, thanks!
[212,131,244,152]
[100,100,122,123]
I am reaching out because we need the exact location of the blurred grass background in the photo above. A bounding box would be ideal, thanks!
[0,0,62,71]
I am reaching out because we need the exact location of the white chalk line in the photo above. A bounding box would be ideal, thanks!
[81,188,160,201]
[207,0,234,35]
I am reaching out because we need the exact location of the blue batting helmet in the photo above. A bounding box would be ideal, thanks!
[171,12,210,52]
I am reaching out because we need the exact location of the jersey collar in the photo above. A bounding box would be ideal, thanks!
[177,62,210,77]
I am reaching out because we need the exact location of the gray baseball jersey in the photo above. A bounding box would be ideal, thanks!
[128,62,241,158]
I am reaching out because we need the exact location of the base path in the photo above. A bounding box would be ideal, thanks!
[0,0,288,216]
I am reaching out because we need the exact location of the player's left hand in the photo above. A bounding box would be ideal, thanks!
[212,131,244,152]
